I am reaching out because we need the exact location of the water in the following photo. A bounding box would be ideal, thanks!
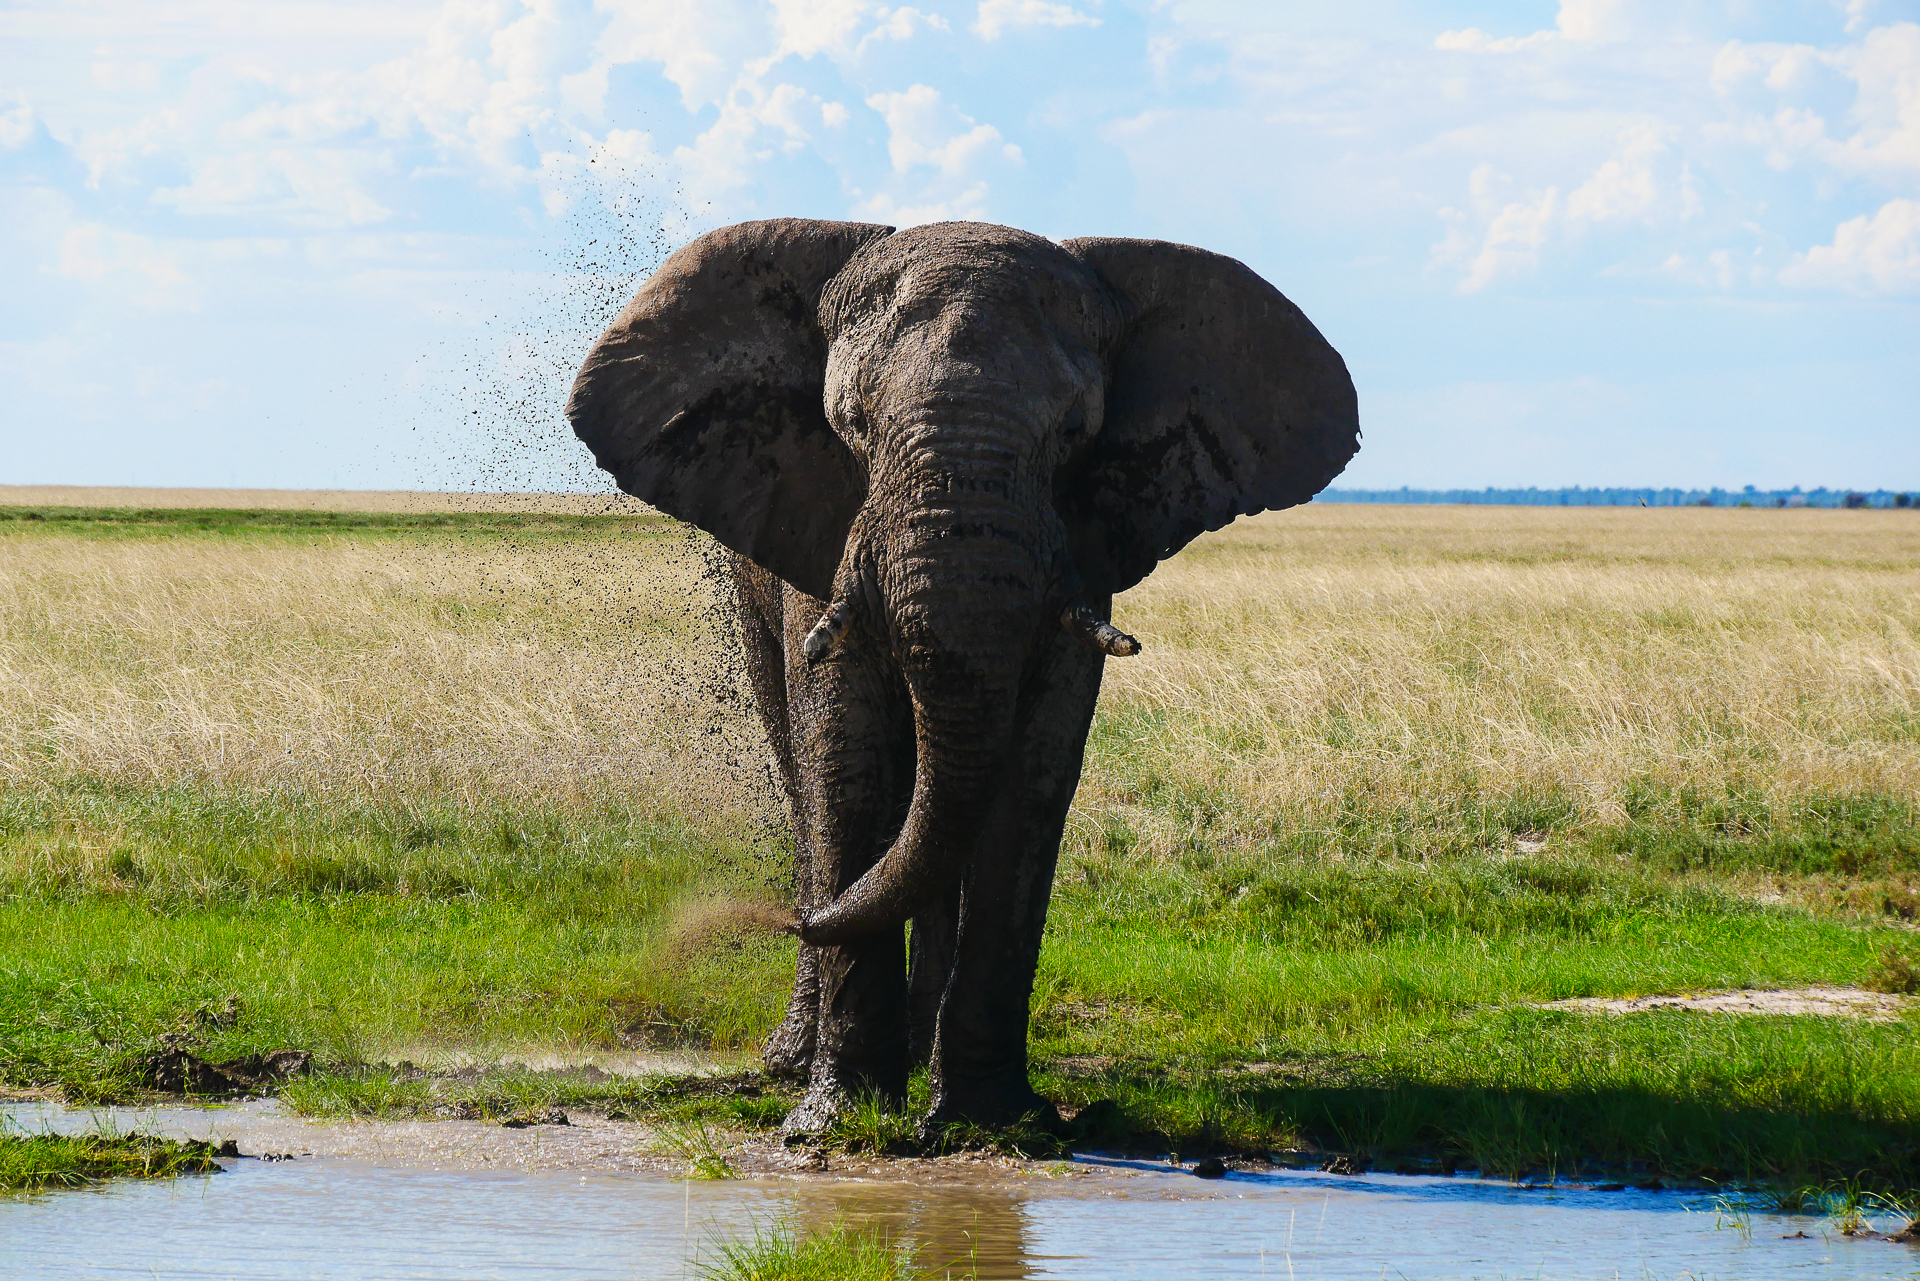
[5,1103,1917,1280]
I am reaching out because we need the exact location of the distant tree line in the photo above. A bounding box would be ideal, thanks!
[1318,486,1918,510]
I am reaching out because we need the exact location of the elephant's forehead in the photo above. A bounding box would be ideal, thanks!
[868,219,1058,266]
[824,225,1116,349]
[827,282,1103,403]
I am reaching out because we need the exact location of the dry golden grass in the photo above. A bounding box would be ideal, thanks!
[0,518,771,820]
[2,497,1916,858]
[1093,504,1920,854]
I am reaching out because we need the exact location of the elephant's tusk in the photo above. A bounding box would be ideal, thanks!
[802,599,856,665]
[1061,601,1141,657]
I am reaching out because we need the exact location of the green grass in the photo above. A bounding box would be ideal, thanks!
[698,1218,966,1281]
[824,1088,926,1156]
[0,505,666,539]
[4,505,1919,1194]
[1040,1008,1920,1178]
[659,1118,742,1178]
[0,784,793,1101]
[1025,826,1920,1182]
[0,1125,231,1191]
[4,782,1916,1187]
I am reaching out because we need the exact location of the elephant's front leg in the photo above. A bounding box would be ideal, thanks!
[923,618,1108,1132]
[779,595,917,1136]
[724,555,819,1081]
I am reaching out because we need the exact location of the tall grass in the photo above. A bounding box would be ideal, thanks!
[1083,504,1920,866]
[0,513,776,822]
[5,504,1912,873]
[3,500,1918,1181]
[7,499,1912,852]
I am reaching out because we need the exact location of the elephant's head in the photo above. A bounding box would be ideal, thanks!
[567,219,1358,944]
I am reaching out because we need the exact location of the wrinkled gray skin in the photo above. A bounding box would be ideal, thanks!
[568,220,1358,1137]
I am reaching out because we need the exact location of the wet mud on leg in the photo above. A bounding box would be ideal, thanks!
[779,592,916,1136]
[924,618,1107,1134]
[907,885,959,1067]
[724,556,820,1080]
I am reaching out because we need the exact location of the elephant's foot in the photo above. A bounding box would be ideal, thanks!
[778,1085,855,1145]
[779,1068,910,1144]
[918,1082,1064,1146]
[761,1010,815,1082]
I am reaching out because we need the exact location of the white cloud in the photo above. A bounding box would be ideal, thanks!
[154,149,394,226]
[594,0,761,112]
[972,0,1097,42]
[0,100,35,149]
[1712,23,1920,184]
[578,1,971,212]
[852,182,992,226]
[1564,122,1668,224]
[1839,21,1920,177]
[586,0,949,112]
[668,79,844,198]
[54,225,196,310]
[90,60,161,92]
[1554,0,1633,45]
[1780,197,1920,293]
[865,84,1022,174]
[852,85,1023,226]
[1436,0,1635,53]
[1458,183,1559,292]
[592,127,660,171]
[768,0,873,59]
[767,0,952,59]
[1434,28,1551,54]
[1442,123,1675,291]
[856,6,949,57]
[1658,245,1764,290]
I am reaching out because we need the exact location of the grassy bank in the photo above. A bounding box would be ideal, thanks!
[2,500,1917,1186]
[0,1126,232,1192]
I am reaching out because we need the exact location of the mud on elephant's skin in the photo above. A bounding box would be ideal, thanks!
[567,219,1359,1138]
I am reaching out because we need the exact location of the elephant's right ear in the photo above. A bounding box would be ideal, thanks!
[1058,237,1360,596]
[567,218,893,600]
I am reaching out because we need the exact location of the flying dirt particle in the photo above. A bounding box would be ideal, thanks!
[660,897,800,962]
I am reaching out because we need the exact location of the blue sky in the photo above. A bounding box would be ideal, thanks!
[3,0,1916,492]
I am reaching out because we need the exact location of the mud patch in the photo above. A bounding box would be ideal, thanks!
[1,1099,1102,1184]
[370,1048,739,1077]
[1537,986,1910,1021]
[136,1047,312,1095]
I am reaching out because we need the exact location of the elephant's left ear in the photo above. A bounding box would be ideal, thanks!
[567,218,894,600]
[1058,237,1360,595]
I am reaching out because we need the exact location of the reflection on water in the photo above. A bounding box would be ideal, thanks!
[5,1104,1918,1280]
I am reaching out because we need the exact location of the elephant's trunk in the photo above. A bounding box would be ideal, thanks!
[796,676,1016,944]
[795,432,1048,945]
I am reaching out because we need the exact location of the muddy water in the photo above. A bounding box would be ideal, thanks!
[5,1103,1917,1280]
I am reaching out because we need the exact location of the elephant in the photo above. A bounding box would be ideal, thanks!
[566,218,1358,1138]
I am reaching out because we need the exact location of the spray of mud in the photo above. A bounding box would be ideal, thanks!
[388,148,801,932]
[657,898,801,964]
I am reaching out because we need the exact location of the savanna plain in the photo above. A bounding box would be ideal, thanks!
[4,491,1919,1204]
